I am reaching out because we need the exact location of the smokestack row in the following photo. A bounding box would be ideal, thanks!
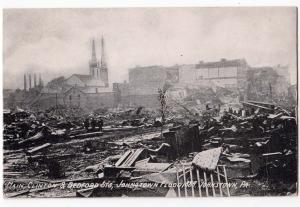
[23,73,43,91]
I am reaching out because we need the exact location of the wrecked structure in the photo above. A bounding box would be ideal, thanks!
[5,55,292,112]
[3,94,298,197]
[246,66,291,104]
[113,59,291,109]
[2,6,298,199]
[194,59,249,90]
[4,56,296,198]
[2,33,296,200]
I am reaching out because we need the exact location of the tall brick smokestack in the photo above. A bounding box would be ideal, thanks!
[24,74,27,91]
[34,73,37,87]
[29,74,32,89]
[39,74,42,86]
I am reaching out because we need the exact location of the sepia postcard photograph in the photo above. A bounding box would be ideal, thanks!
[2,6,298,199]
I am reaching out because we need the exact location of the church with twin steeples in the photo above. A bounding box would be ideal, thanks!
[65,36,109,90]
[36,36,117,110]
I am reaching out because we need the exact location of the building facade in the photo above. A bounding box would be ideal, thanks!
[31,36,116,111]
[194,58,249,89]
[127,66,167,107]
[117,59,250,108]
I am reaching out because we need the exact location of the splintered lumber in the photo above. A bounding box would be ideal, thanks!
[196,169,202,197]
[268,113,283,119]
[103,126,141,132]
[27,143,52,154]
[277,107,291,116]
[247,100,275,108]
[50,177,104,184]
[103,166,135,178]
[182,165,188,197]
[5,185,56,198]
[115,151,132,167]
[175,164,230,197]
[123,149,147,166]
[203,171,209,196]
[115,149,147,167]
[76,187,95,197]
[190,168,195,197]
[3,172,24,176]
[216,167,223,197]
[70,131,103,139]
[134,162,172,172]
[222,165,230,196]
[28,153,73,162]
[262,152,282,157]
[5,190,30,198]
[69,128,86,136]
[18,131,44,145]
[176,168,181,197]
[240,101,273,111]
[210,173,216,197]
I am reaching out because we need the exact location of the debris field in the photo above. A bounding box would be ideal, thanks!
[3,101,298,197]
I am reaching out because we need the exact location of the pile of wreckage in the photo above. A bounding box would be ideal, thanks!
[3,106,158,151]
[73,101,297,197]
[3,100,297,197]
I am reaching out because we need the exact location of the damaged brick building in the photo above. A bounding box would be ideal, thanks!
[5,49,292,111]
[114,58,290,109]
[245,66,290,103]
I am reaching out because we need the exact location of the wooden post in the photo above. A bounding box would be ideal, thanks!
[210,173,216,197]
[203,171,209,197]
[189,168,195,197]
[176,167,181,197]
[196,169,202,197]
[217,166,223,197]
[223,165,230,197]
[182,165,188,197]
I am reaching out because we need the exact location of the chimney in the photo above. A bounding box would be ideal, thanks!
[39,74,42,86]
[34,73,37,87]
[29,74,32,89]
[24,74,27,91]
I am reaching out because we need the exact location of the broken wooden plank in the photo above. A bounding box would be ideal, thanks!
[196,169,202,197]
[27,143,52,154]
[115,150,132,167]
[5,185,56,198]
[240,101,273,111]
[247,100,275,108]
[50,177,104,184]
[103,126,141,132]
[103,166,135,178]
[116,149,148,167]
[5,190,30,198]
[134,162,172,172]
[122,149,146,167]
[70,131,103,139]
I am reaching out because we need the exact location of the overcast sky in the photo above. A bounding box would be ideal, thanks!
[3,7,297,89]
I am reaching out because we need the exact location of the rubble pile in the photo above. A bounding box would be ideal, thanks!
[3,100,298,197]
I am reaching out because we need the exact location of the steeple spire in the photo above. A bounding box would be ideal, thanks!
[91,38,97,63]
[24,74,27,91]
[100,35,107,69]
[89,38,99,78]
[100,35,109,87]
